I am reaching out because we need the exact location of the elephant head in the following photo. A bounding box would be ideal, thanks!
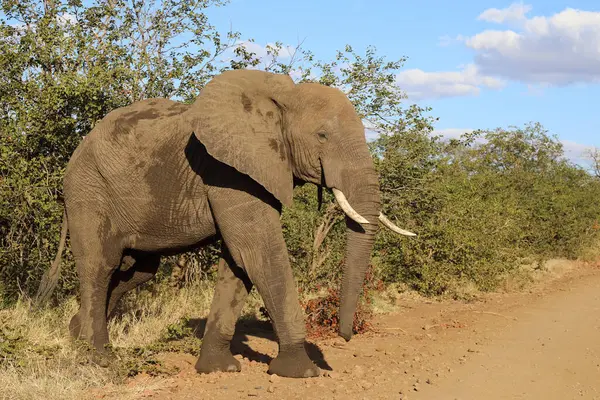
[185,69,414,341]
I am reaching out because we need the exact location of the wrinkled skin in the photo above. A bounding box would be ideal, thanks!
[62,70,386,378]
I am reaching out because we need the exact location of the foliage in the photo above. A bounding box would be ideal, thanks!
[372,122,600,295]
[0,0,247,301]
[1,0,599,307]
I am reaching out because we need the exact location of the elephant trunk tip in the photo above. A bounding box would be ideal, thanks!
[338,327,353,342]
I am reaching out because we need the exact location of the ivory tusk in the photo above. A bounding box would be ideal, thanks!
[379,213,417,236]
[332,188,370,224]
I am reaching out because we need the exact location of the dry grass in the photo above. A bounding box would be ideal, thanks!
[4,254,594,400]
[579,237,600,263]
[0,276,393,399]
[0,298,112,400]
[110,282,214,348]
[0,281,244,400]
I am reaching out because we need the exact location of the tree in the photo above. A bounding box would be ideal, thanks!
[1,0,429,301]
[587,147,600,178]
[0,0,251,300]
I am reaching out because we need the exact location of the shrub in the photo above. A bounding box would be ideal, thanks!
[1,1,599,306]
[371,123,600,295]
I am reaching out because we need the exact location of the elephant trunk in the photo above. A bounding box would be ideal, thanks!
[336,168,381,341]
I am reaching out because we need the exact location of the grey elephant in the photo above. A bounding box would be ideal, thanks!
[44,69,414,378]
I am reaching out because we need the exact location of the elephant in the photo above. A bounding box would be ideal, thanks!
[44,69,415,378]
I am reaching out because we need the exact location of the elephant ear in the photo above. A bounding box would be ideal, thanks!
[186,69,295,207]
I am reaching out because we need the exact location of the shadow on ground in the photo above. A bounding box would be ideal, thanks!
[186,317,332,371]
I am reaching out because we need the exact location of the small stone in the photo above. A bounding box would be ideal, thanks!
[324,371,340,379]
[269,374,280,383]
[360,381,373,390]
[426,378,433,385]
[247,393,258,397]
[267,385,275,393]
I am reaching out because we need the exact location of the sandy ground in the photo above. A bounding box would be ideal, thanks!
[93,260,600,400]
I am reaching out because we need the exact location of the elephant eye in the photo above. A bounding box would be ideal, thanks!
[317,131,328,143]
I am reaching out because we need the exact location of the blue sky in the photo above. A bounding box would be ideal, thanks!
[207,0,600,166]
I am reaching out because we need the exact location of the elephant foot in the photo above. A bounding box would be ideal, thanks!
[89,347,116,368]
[70,313,114,367]
[268,343,320,378]
[72,338,116,368]
[195,346,241,374]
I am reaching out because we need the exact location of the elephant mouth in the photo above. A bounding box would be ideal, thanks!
[317,159,416,237]
[330,188,416,237]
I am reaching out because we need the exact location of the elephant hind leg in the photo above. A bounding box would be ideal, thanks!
[106,253,160,319]
[68,213,123,363]
[196,248,253,374]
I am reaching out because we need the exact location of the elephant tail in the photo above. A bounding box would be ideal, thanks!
[34,209,68,306]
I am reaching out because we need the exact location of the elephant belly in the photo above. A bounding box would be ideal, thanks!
[125,200,217,253]
[116,170,217,253]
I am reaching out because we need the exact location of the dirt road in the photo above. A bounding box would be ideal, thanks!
[413,266,600,400]
[100,262,600,399]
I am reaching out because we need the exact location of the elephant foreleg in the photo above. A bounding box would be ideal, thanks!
[206,177,320,378]
[196,248,253,373]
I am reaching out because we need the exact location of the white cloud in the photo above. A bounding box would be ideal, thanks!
[477,2,532,24]
[57,12,77,26]
[561,139,595,166]
[363,119,380,142]
[438,34,466,47]
[395,64,505,100]
[462,4,600,85]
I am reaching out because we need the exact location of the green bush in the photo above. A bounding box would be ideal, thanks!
[1,1,599,305]
[370,122,600,295]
